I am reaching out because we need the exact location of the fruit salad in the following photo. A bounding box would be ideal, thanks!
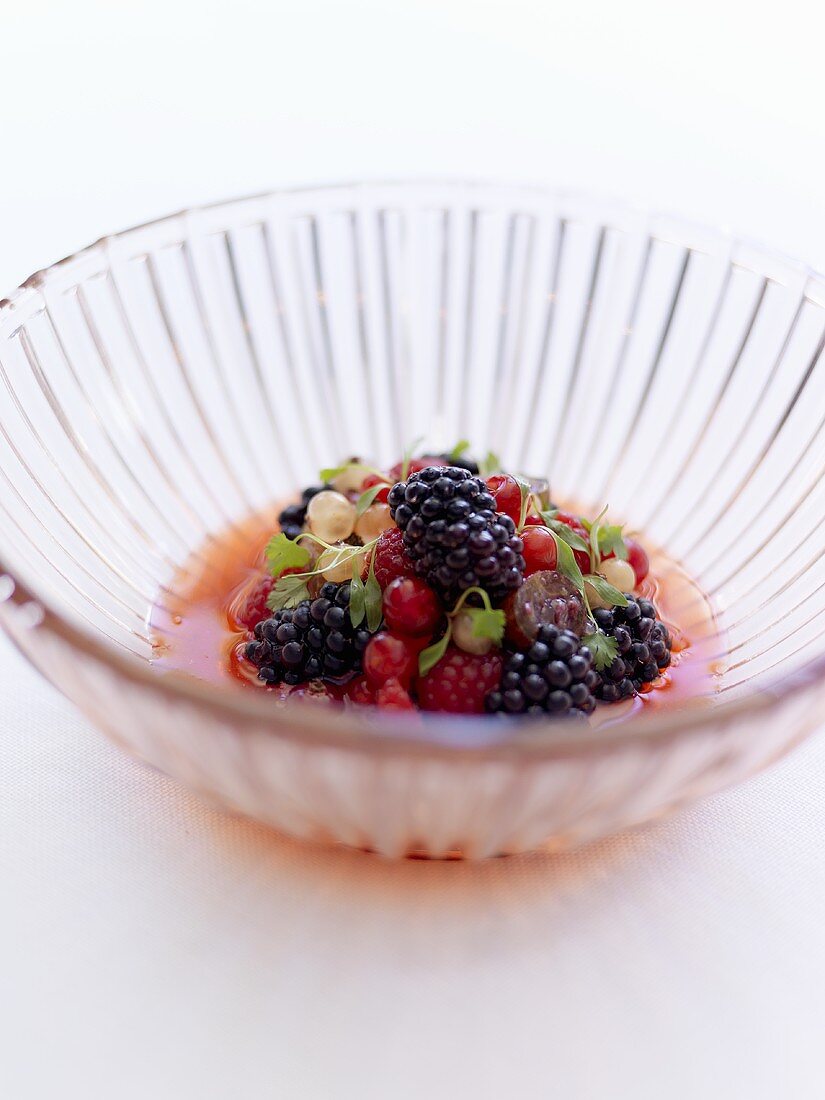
[189,446,689,720]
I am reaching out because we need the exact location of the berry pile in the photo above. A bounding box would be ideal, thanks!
[234,446,676,720]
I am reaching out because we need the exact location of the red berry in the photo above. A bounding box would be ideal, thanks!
[387,455,445,481]
[520,525,558,576]
[523,512,545,526]
[371,527,416,589]
[376,677,415,710]
[486,473,522,524]
[346,675,375,705]
[382,576,442,636]
[361,473,390,504]
[363,630,418,687]
[229,573,274,631]
[626,538,650,586]
[418,646,503,715]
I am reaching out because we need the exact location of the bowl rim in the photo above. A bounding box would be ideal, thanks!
[1,178,824,761]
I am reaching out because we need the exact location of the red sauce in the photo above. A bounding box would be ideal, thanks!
[149,508,722,719]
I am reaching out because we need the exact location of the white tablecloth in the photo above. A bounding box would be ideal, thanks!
[3,630,824,1099]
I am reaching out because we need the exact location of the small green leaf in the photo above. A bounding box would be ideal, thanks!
[319,464,349,482]
[480,450,502,477]
[401,436,427,480]
[582,631,620,672]
[467,606,505,645]
[264,533,312,579]
[588,505,609,572]
[355,483,384,517]
[541,512,590,553]
[513,475,532,531]
[418,625,452,677]
[364,551,383,633]
[548,529,585,595]
[267,573,311,611]
[447,438,471,460]
[598,524,628,561]
[349,562,366,627]
[584,574,629,607]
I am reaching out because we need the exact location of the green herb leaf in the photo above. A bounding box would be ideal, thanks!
[355,483,384,517]
[582,631,620,672]
[364,550,383,632]
[349,562,366,627]
[447,438,471,460]
[466,606,505,645]
[319,464,348,482]
[548,529,585,595]
[588,505,609,572]
[264,533,312,579]
[480,450,502,477]
[541,512,590,553]
[418,624,452,677]
[267,573,311,611]
[400,436,427,480]
[584,574,629,607]
[598,524,629,561]
[514,475,532,531]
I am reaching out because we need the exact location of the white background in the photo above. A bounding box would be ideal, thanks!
[2,2,825,1097]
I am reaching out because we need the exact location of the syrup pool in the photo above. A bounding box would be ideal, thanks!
[149,507,723,721]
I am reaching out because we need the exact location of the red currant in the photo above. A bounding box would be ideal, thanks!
[520,525,558,575]
[382,576,442,636]
[486,473,522,524]
[363,631,418,687]
[361,472,390,504]
[626,538,650,586]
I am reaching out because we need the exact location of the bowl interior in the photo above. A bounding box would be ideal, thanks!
[1,182,825,719]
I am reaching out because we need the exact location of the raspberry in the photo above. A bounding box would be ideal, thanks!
[388,466,525,603]
[363,630,419,687]
[382,576,442,636]
[486,474,522,524]
[485,625,598,718]
[371,527,416,589]
[376,678,415,709]
[346,675,375,705]
[520,525,558,576]
[418,646,503,714]
[229,573,274,631]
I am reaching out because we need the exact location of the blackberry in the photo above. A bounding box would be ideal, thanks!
[244,581,370,685]
[435,452,479,475]
[591,596,672,701]
[277,484,329,541]
[485,625,598,718]
[388,466,525,602]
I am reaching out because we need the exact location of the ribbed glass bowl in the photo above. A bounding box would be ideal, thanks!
[1,182,824,858]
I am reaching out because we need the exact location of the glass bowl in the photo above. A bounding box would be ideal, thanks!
[1,181,824,858]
